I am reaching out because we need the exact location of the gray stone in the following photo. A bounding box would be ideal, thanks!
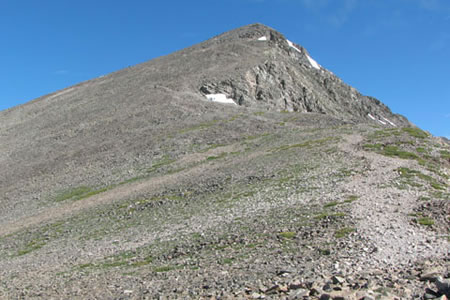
[436,277,450,297]
[288,288,309,299]
[332,276,345,285]
[421,268,444,282]
[320,294,331,300]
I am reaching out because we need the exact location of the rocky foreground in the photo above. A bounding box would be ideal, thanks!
[0,118,448,299]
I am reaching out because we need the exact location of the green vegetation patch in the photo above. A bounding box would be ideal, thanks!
[154,265,183,272]
[147,156,176,173]
[335,227,356,238]
[272,137,337,152]
[279,232,296,239]
[363,143,418,160]
[179,120,219,134]
[53,186,108,203]
[206,152,228,161]
[382,145,418,159]
[397,167,446,190]
[324,201,339,208]
[314,212,346,220]
[16,239,47,256]
[402,127,429,139]
[344,195,359,203]
[417,217,434,226]
[440,150,450,160]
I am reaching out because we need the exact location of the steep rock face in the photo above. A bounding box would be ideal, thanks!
[197,23,409,126]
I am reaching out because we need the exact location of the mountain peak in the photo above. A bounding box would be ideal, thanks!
[208,23,287,45]
[191,24,409,126]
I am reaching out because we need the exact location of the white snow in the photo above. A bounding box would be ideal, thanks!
[286,39,321,70]
[382,116,396,127]
[205,94,237,105]
[306,54,321,70]
[368,113,376,121]
[286,39,302,53]
[258,36,267,41]
[378,119,387,125]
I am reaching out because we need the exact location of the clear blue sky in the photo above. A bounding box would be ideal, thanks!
[1,0,449,137]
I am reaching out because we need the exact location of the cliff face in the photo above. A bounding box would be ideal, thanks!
[196,23,409,126]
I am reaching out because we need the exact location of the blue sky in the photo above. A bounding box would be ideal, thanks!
[1,0,449,137]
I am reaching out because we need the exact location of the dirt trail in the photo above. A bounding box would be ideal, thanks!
[0,144,262,237]
[339,134,449,268]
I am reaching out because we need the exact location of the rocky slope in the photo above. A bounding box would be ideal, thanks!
[0,24,448,299]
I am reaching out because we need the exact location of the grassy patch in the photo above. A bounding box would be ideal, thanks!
[417,217,434,226]
[53,186,107,203]
[335,227,356,238]
[16,239,46,256]
[314,212,346,220]
[363,143,383,150]
[147,156,176,173]
[344,195,359,203]
[363,144,418,160]
[279,232,296,239]
[154,265,181,272]
[383,145,418,159]
[416,147,428,153]
[397,167,446,190]
[371,129,401,138]
[440,150,450,160]
[272,137,337,152]
[402,127,429,139]
[179,120,218,134]
[324,201,339,208]
[318,248,331,255]
[206,152,228,161]
[222,258,234,265]
[253,111,265,116]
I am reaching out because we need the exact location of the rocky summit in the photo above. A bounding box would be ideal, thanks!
[0,23,448,299]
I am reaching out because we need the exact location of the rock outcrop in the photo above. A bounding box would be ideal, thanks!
[196,24,409,126]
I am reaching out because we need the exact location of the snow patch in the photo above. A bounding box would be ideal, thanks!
[205,94,237,105]
[382,117,396,127]
[258,36,267,41]
[306,54,321,70]
[378,119,387,125]
[368,113,376,121]
[286,39,302,53]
